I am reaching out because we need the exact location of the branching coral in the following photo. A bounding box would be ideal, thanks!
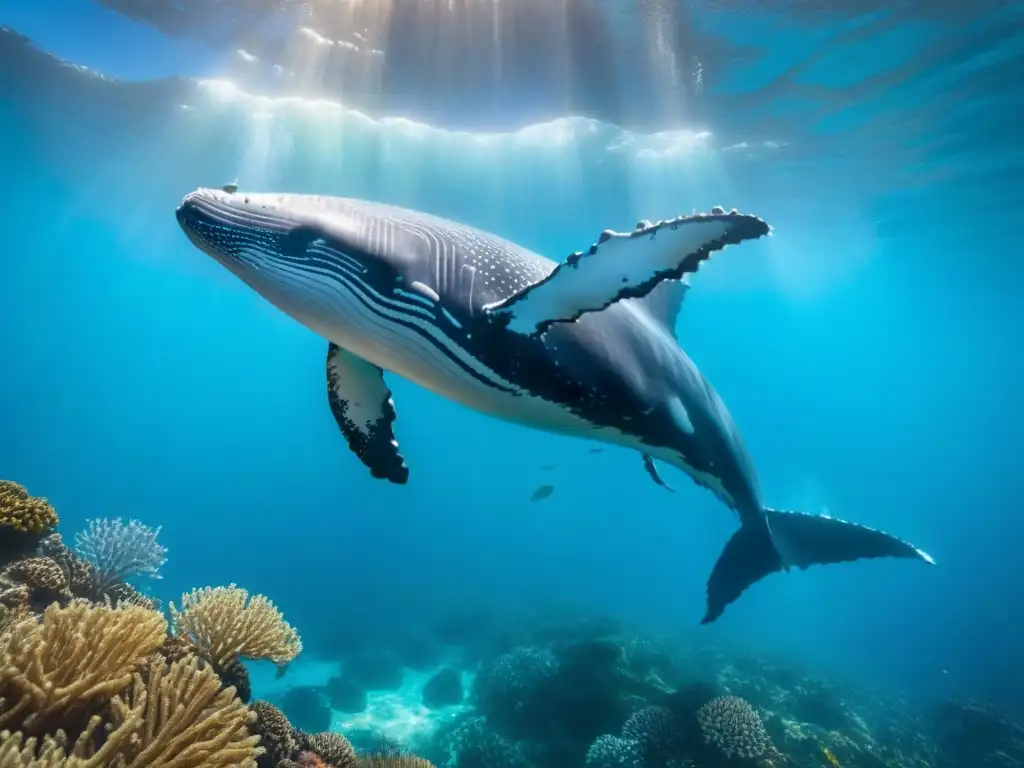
[169,585,302,667]
[0,655,264,767]
[356,758,435,768]
[99,654,263,767]
[0,481,58,536]
[696,695,771,760]
[0,600,167,737]
[73,518,167,585]
[621,706,686,764]
[583,734,643,768]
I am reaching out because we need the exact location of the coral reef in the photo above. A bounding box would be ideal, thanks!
[0,600,167,736]
[0,481,57,564]
[3,476,1020,768]
[37,532,158,610]
[0,481,58,535]
[0,601,262,766]
[0,478,443,768]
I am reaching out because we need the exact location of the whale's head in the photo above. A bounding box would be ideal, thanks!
[176,187,361,271]
[175,187,396,335]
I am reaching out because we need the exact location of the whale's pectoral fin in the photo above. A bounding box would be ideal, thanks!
[702,508,934,624]
[326,342,409,485]
[483,209,770,335]
[643,454,675,493]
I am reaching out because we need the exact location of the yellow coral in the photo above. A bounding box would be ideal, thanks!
[0,655,264,767]
[0,481,58,535]
[100,654,264,767]
[0,729,75,767]
[0,599,167,736]
[0,719,107,767]
[169,585,302,667]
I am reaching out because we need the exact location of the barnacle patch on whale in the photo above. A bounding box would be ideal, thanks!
[484,208,771,335]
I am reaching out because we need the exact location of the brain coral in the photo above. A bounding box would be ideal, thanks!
[696,695,771,760]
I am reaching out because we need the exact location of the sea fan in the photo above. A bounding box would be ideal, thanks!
[74,517,167,586]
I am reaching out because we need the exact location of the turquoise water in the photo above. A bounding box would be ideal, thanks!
[1,3,1022,765]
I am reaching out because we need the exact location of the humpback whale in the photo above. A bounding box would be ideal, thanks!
[176,187,933,622]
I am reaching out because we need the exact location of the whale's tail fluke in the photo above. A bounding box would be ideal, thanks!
[702,508,934,624]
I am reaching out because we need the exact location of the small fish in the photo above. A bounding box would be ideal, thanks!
[589,448,604,454]
[530,484,555,502]
[822,747,841,768]
[221,182,238,194]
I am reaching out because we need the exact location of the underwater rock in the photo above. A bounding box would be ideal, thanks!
[933,698,1024,767]
[326,674,369,713]
[346,649,405,690]
[473,645,559,737]
[278,686,332,733]
[432,715,536,768]
[790,677,850,730]
[422,667,464,709]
